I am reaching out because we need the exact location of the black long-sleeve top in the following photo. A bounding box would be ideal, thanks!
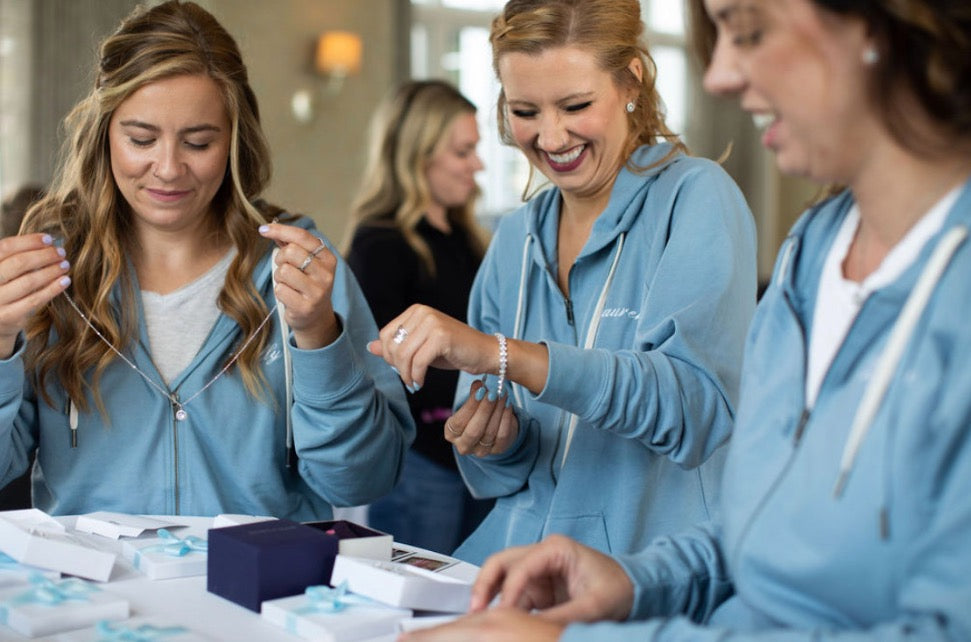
[346,218,482,469]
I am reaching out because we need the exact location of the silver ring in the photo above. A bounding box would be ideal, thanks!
[445,420,462,436]
[392,325,409,345]
[478,439,496,447]
[298,254,314,272]
[310,241,327,257]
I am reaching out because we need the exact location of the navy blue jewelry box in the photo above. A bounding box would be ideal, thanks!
[303,519,394,561]
[206,519,338,612]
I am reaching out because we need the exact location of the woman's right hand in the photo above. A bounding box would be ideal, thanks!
[0,234,71,358]
[368,304,499,390]
[444,378,518,457]
[469,534,635,623]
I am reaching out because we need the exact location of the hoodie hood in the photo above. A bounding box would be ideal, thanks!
[524,143,683,265]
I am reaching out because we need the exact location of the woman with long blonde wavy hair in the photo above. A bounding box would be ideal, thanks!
[0,0,413,519]
[344,79,492,554]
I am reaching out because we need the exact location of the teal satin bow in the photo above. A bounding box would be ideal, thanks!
[95,619,189,641]
[0,574,97,624]
[284,580,377,633]
[133,529,207,570]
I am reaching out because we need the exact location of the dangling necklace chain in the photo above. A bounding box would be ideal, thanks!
[62,291,278,421]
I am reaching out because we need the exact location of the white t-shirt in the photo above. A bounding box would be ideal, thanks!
[142,249,236,385]
[805,187,960,408]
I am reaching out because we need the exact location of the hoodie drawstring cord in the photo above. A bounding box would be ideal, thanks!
[833,225,967,497]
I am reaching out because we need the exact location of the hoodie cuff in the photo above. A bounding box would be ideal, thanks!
[0,335,26,398]
[288,313,365,401]
[533,341,610,418]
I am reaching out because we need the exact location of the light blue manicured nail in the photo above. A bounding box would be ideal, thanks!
[258,224,270,234]
[475,387,486,401]
[390,365,400,375]
[488,390,497,402]
[42,234,52,245]
[411,382,422,393]
[59,276,71,287]
[59,260,69,270]
[56,247,66,257]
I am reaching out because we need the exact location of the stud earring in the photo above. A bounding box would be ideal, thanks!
[862,47,879,65]
[626,101,635,113]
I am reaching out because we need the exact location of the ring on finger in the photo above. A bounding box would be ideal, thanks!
[392,325,409,345]
[298,253,314,272]
[445,420,462,436]
[478,439,496,447]
[310,240,327,257]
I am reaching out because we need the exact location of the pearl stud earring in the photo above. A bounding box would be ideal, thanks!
[862,47,879,65]
[626,101,635,113]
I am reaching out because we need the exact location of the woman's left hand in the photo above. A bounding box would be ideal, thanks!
[445,378,518,457]
[259,222,340,349]
[398,608,564,642]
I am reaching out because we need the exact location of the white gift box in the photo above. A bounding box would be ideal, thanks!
[0,575,128,638]
[211,514,276,529]
[0,509,116,582]
[261,581,412,642]
[52,617,212,641]
[122,529,208,580]
[329,555,472,613]
[74,512,185,539]
[0,552,60,588]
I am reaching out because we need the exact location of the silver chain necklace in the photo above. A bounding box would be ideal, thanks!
[62,291,278,421]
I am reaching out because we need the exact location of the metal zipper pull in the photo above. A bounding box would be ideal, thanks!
[171,394,187,421]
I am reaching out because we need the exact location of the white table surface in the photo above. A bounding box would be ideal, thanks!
[0,515,478,642]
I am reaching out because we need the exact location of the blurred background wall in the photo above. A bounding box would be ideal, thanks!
[0,0,817,282]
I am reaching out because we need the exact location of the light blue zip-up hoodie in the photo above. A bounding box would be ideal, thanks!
[563,179,971,640]
[0,216,415,520]
[453,144,757,564]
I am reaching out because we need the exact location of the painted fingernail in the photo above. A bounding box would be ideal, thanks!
[42,234,52,245]
[411,382,422,393]
[59,276,71,287]
[390,366,400,375]
[475,387,486,401]
[488,390,497,402]
[258,224,270,234]
[59,260,70,270]
[56,247,66,257]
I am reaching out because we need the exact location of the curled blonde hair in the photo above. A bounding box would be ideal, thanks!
[22,0,281,412]
[344,80,487,276]
[490,0,687,190]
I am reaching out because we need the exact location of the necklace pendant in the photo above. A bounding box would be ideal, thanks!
[175,408,188,421]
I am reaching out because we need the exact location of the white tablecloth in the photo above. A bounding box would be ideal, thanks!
[1,515,477,642]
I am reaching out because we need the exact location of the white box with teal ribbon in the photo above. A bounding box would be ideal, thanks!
[0,575,128,638]
[52,617,212,641]
[121,529,208,580]
[261,581,412,642]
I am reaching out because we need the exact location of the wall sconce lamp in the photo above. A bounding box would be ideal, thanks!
[291,30,363,124]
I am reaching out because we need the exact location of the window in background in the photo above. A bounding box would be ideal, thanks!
[411,0,694,224]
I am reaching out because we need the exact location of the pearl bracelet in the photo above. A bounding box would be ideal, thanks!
[494,332,508,398]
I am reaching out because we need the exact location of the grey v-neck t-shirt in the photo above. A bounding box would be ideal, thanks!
[141,250,235,385]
